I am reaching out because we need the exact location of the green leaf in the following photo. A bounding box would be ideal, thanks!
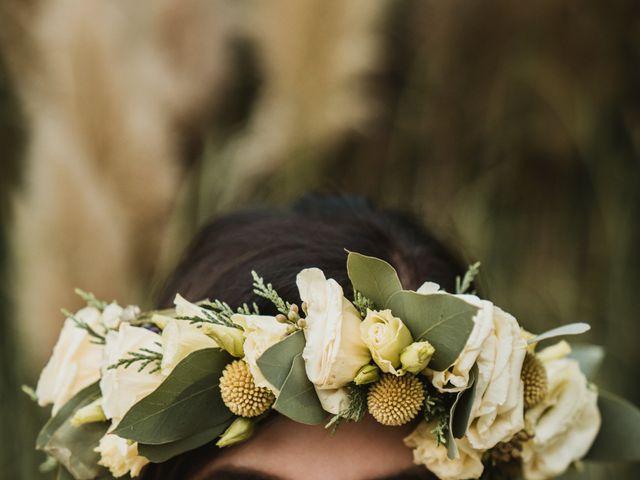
[346,251,403,309]
[450,364,479,439]
[529,322,591,344]
[36,382,110,480]
[138,423,229,462]
[387,291,478,371]
[585,389,640,462]
[569,344,605,380]
[257,330,306,391]
[114,348,233,445]
[273,354,326,425]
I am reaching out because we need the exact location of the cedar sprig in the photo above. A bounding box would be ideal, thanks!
[325,383,368,433]
[108,342,163,373]
[74,288,107,310]
[455,262,481,295]
[62,308,106,344]
[423,384,452,446]
[353,291,374,317]
[251,271,291,315]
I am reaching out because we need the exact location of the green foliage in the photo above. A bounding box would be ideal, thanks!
[325,384,368,432]
[257,330,325,425]
[108,343,163,373]
[36,383,110,479]
[114,348,234,445]
[586,389,640,462]
[455,262,481,295]
[251,271,291,315]
[352,291,374,317]
[346,251,403,309]
[423,384,451,447]
[74,289,107,311]
[138,426,225,463]
[386,291,478,371]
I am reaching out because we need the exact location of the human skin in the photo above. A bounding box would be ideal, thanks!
[193,415,436,480]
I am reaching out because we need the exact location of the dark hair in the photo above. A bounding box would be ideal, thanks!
[142,196,465,479]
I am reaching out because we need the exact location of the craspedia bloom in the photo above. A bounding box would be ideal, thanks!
[521,352,548,409]
[220,360,275,417]
[367,373,424,426]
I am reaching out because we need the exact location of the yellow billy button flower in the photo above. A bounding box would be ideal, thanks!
[400,341,435,374]
[360,310,413,375]
[219,360,275,417]
[217,417,255,448]
[521,352,548,409]
[367,374,425,426]
[354,364,380,385]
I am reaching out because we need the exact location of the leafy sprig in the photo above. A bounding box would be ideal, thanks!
[455,262,481,295]
[325,384,368,433]
[108,342,163,373]
[423,384,453,446]
[74,288,107,310]
[353,291,374,317]
[251,271,291,315]
[62,308,106,344]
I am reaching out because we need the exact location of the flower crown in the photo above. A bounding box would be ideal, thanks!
[32,252,640,480]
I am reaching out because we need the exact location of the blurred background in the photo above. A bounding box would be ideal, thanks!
[1,0,638,478]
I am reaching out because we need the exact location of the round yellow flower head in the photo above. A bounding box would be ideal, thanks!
[367,373,424,426]
[521,352,548,409]
[220,360,275,417]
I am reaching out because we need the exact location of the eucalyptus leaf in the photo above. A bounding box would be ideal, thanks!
[138,423,229,462]
[569,344,605,380]
[257,330,305,391]
[585,389,640,462]
[273,354,326,425]
[450,364,479,439]
[387,291,478,371]
[529,322,591,344]
[346,251,402,308]
[114,348,233,445]
[37,382,110,480]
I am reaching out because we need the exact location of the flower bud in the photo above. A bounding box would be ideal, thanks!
[400,341,435,374]
[276,314,288,324]
[354,364,380,385]
[71,398,106,426]
[216,417,255,448]
[201,323,245,358]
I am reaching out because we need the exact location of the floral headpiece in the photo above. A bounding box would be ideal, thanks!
[32,252,640,480]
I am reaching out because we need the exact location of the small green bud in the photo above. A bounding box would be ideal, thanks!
[70,398,106,426]
[216,417,255,448]
[354,364,380,385]
[400,341,435,374]
[201,324,245,358]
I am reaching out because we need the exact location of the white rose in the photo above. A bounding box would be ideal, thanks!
[95,433,149,478]
[522,350,601,480]
[360,309,413,375]
[232,313,289,393]
[36,307,104,415]
[173,294,244,356]
[404,421,484,480]
[100,323,165,427]
[315,387,351,415]
[101,303,125,330]
[160,318,219,374]
[465,306,527,450]
[296,268,371,389]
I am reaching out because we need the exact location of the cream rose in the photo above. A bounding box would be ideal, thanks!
[465,306,527,450]
[36,307,105,415]
[296,268,371,389]
[160,318,219,374]
[522,348,601,480]
[95,433,149,478]
[100,323,165,427]
[231,313,290,393]
[404,421,484,480]
[360,309,413,375]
